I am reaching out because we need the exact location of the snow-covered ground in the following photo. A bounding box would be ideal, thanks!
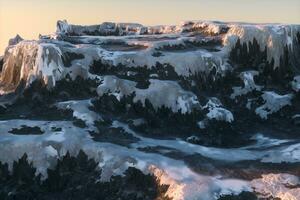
[0,103,299,199]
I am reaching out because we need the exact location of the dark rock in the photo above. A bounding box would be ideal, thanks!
[0,56,3,72]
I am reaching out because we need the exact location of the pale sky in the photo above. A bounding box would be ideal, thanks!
[0,0,300,54]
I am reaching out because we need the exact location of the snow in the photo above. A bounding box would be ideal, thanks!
[186,135,201,143]
[203,98,234,122]
[97,76,200,113]
[44,145,58,157]
[45,132,65,142]
[111,48,229,77]
[0,120,91,176]
[255,91,293,119]
[55,99,102,130]
[57,20,145,36]
[34,43,65,88]
[223,24,300,68]
[216,178,251,197]
[180,21,229,35]
[134,79,200,113]
[149,165,251,200]
[251,174,300,200]
[246,134,291,149]
[197,121,206,129]
[2,20,299,95]
[57,20,228,37]
[0,118,255,199]
[113,120,300,163]
[0,116,299,199]
[231,70,262,99]
[56,20,300,71]
[291,76,300,92]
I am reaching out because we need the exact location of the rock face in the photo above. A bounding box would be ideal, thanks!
[0,20,300,200]
[8,34,23,46]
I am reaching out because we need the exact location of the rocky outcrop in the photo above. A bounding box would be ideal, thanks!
[0,41,64,93]
[8,34,23,46]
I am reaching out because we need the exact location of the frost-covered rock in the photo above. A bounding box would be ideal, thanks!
[203,98,234,123]
[0,39,103,94]
[231,70,262,99]
[255,91,293,119]
[0,41,64,92]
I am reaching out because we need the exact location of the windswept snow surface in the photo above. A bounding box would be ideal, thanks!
[0,20,300,200]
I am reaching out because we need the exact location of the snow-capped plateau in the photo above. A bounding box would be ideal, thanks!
[0,20,300,200]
